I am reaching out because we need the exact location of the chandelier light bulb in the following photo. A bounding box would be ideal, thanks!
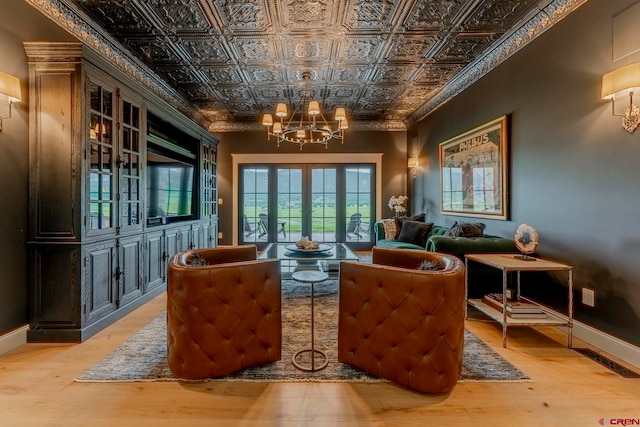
[340,118,349,130]
[296,129,306,139]
[335,107,346,121]
[273,122,282,134]
[262,113,273,126]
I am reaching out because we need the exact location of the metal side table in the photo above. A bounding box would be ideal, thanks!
[291,270,329,372]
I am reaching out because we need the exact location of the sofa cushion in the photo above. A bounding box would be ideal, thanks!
[382,218,398,239]
[394,213,427,239]
[397,220,432,248]
[445,221,485,237]
[376,239,424,250]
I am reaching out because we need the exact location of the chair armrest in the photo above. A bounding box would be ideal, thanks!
[374,221,386,243]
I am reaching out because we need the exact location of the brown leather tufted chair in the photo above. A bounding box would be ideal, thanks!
[167,245,282,380]
[338,247,465,393]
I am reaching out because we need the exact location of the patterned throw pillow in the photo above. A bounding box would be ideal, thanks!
[417,260,445,271]
[187,252,208,266]
[382,219,397,239]
[444,221,486,237]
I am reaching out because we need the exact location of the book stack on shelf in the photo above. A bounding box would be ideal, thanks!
[482,293,547,319]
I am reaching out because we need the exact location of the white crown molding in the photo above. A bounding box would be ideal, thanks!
[208,120,407,133]
[406,0,589,126]
[24,0,211,129]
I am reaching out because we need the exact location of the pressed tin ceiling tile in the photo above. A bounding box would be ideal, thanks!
[55,0,579,129]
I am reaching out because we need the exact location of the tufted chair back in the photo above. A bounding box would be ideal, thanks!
[338,247,465,393]
[167,245,282,380]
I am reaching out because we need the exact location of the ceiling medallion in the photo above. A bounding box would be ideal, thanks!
[261,70,348,150]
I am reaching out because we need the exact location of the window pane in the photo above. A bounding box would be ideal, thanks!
[89,173,99,201]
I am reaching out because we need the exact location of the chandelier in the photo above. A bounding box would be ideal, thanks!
[261,71,348,149]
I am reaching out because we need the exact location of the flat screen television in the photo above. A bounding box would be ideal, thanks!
[146,135,197,225]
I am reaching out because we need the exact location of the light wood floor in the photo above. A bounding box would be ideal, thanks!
[1,293,639,426]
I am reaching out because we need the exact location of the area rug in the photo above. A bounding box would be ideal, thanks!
[76,278,529,383]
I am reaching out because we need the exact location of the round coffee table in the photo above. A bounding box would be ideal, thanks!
[291,270,329,372]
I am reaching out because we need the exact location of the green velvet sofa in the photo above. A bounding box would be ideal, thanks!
[374,221,516,259]
[374,220,518,298]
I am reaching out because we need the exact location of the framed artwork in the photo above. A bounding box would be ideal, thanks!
[439,115,509,220]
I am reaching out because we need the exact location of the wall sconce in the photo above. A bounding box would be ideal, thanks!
[602,63,640,133]
[0,70,22,132]
[408,157,418,178]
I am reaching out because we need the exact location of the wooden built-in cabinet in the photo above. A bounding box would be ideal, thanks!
[25,42,218,342]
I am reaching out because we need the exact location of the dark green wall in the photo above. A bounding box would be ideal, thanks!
[0,2,75,335]
[212,130,408,245]
[409,0,640,346]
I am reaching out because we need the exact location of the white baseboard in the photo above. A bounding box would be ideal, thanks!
[570,320,640,370]
[0,324,28,355]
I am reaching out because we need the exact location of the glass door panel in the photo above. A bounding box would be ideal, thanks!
[276,168,301,243]
[120,100,141,230]
[88,83,115,233]
[345,167,372,243]
[311,168,336,243]
[241,167,268,245]
[239,163,374,248]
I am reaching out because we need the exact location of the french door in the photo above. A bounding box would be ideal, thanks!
[239,164,374,250]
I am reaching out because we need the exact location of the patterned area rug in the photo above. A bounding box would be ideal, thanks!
[76,278,529,383]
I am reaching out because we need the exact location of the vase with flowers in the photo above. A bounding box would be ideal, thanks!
[388,195,408,218]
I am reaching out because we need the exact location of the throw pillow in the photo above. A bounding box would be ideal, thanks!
[445,221,485,237]
[397,220,433,247]
[394,213,427,239]
[187,252,208,266]
[417,260,445,271]
[382,218,397,239]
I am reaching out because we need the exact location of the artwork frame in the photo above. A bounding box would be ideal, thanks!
[439,115,509,220]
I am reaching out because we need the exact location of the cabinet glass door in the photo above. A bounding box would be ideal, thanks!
[119,100,142,231]
[88,83,115,233]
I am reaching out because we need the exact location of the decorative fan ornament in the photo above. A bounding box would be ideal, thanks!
[514,223,539,261]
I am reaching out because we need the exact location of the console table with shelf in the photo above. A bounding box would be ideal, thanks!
[465,253,574,348]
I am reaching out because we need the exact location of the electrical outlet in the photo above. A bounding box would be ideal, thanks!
[582,287,595,307]
[505,289,513,299]
[218,232,223,240]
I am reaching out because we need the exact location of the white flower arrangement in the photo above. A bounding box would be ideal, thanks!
[388,195,408,217]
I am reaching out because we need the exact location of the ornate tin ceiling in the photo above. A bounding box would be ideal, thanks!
[34,0,585,131]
